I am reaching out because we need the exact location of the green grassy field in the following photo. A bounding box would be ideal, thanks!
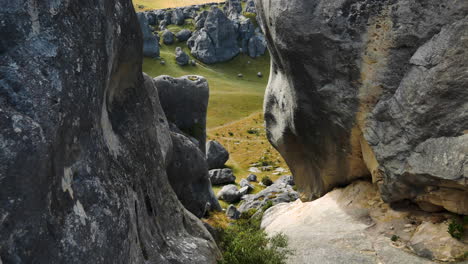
[143,28,270,128]
[134,0,224,10]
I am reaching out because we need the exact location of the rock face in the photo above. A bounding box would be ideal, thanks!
[261,181,463,264]
[0,1,219,263]
[256,0,468,213]
[137,13,160,57]
[206,140,229,169]
[247,34,267,58]
[188,7,239,64]
[176,29,192,41]
[155,75,209,153]
[167,132,222,218]
[209,168,236,185]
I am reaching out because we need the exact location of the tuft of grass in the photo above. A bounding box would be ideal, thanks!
[261,176,273,186]
[204,211,231,230]
[448,218,464,240]
[133,0,224,10]
[391,235,399,242]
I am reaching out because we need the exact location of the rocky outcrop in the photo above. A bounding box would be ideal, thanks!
[0,1,219,263]
[137,12,160,57]
[239,181,299,212]
[175,47,190,66]
[188,7,240,64]
[261,181,468,263]
[217,184,242,203]
[257,0,468,214]
[167,132,221,218]
[176,29,192,41]
[206,140,229,169]
[155,75,209,153]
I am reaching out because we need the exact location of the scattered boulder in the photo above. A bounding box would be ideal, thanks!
[224,0,242,18]
[171,8,185,25]
[187,7,239,64]
[217,184,242,203]
[257,0,468,214]
[239,179,254,190]
[206,140,229,169]
[239,186,251,196]
[136,13,160,57]
[176,29,192,41]
[159,19,167,30]
[160,60,166,65]
[247,174,257,182]
[209,168,236,185]
[155,75,209,152]
[226,204,241,220]
[167,132,221,218]
[190,59,197,66]
[175,47,189,66]
[237,73,243,78]
[257,72,262,77]
[275,175,294,186]
[247,33,267,58]
[194,10,209,29]
[238,181,299,212]
[162,29,175,45]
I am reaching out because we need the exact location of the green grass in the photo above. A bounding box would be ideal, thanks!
[143,25,270,128]
[134,0,224,10]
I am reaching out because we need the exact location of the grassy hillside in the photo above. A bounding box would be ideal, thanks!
[134,0,224,10]
[143,29,270,128]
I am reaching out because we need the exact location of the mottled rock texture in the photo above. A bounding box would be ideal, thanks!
[155,75,209,153]
[136,12,160,58]
[0,1,219,263]
[256,0,468,214]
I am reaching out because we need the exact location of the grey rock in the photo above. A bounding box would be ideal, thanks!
[224,0,242,18]
[191,59,197,66]
[167,132,221,218]
[0,1,220,262]
[194,10,209,29]
[176,29,192,41]
[226,204,241,219]
[256,0,468,213]
[247,174,257,182]
[137,12,160,57]
[162,29,175,45]
[275,175,295,186]
[160,60,166,65]
[206,140,229,169]
[171,8,185,25]
[238,182,299,212]
[247,34,267,58]
[239,179,254,190]
[245,0,256,14]
[188,7,239,64]
[154,75,209,153]
[236,17,255,52]
[217,184,241,203]
[239,186,251,196]
[257,72,262,77]
[209,168,236,185]
[159,19,167,30]
[237,73,243,78]
[175,47,189,66]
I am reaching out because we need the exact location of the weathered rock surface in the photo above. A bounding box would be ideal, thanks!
[239,182,299,212]
[206,140,229,169]
[155,75,209,153]
[245,0,256,14]
[188,7,239,64]
[209,168,236,185]
[275,175,295,186]
[176,29,192,41]
[171,8,185,25]
[247,174,257,182]
[175,47,190,66]
[239,178,254,190]
[257,0,468,213]
[217,184,241,203]
[167,132,221,218]
[261,181,467,263]
[226,204,241,220]
[224,0,242,18]
[137,12,160,57]
[0,1,219,262]
[247,33,267,58]
[162,29,175,45]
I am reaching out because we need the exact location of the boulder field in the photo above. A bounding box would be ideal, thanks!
[256,0,468,214]
[0,0,219,263]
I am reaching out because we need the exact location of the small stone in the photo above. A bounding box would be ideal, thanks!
[160,60,166,65]
[257,72,263,77]
[247,174,257,182]
[237,73,243,78]
[190,59,196,66]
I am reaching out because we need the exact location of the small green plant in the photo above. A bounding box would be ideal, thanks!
[448,218,464,240]
[391,235,399,242]
[261,176,273,186]
[228,131,234,136]
[262,200,274,211]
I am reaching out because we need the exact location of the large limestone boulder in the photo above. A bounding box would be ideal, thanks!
[0,1,219,262]
[167,132,222,218]
[136,12,160,57]
[261,181,467,263]
[187,7,239,64]
[256,0,468,214]
[154,75,209,153]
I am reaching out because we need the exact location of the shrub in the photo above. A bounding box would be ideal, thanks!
[247,129,259,135]
[448,219,464,240]
[228,131,234,136]
[261,176,273,186]
[391,235,399,242]
[262,200,274,212]
[217,212,293,264]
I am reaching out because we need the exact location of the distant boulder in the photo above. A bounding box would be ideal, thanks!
[171,8,185,25]
[224,0,242,18]
[194,10,209,29]
[248,34,267,58]
[187,7,239,64]
[209,168,236,185]
[245,0,256,14]
[162,30,175,45]
[176,29,192,41]
[226,204,241,219]
[136,13,160,57]
[206,140,229,169]
[217,184,241,203]
[247,174,257,182]
[175,47,189,66]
